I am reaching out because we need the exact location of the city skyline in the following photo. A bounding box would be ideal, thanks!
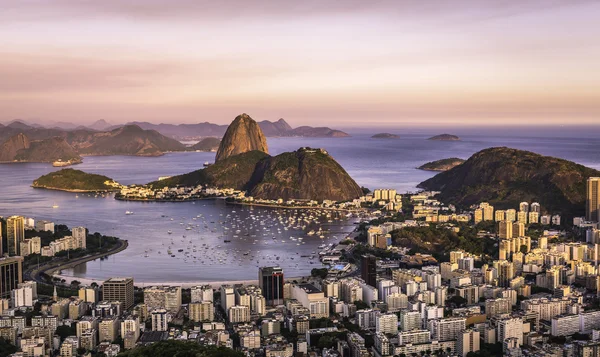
[1,0,599,127]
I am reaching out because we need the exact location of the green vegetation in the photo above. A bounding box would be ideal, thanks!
[0,338,18,357]
[311,268,329,279]
[419,147,600,217]
[390,223,497,260]
[33,169,119,192]
[417,157,465,171]
[148,150,269,190]
[116,340,244,357]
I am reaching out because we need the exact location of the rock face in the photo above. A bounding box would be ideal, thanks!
[0,133,81,163]
[428,134,460,141]
[248,148,363,202]
[372,133,399,139]
[0,133,31,161]
[417,158,465,171]
[418,147,600,215]
[190,137,221,152]
[215,114,268,162]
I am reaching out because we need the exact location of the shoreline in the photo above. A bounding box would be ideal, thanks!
[31,185,120,193]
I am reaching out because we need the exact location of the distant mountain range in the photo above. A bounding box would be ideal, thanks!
[0,123,186,163]
[1,118,349,139]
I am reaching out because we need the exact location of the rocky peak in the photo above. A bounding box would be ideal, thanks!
[0,133,31,161]
[215,113,268,162]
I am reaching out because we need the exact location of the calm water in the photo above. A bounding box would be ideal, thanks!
[1,133,600,283]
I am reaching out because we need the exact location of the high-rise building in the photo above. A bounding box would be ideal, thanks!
[0,257,23,298]
[361,255,377,287]
[259,266,284,306]
[102,277,134,309]
[71,227,87,250]
[6,216,24,256]
[189,301,214,322]
[512,222,525,238]
[499,221,513,239]
[190,285,213,303]
[519,202,530,212]
[151,309,169,331]
[376,313,398,335]
[505,209,517,222]
[587,178,600,222]
[457,329,480,357]
[530,202,541,213]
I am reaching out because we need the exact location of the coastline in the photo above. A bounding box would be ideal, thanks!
[31,185,120,193]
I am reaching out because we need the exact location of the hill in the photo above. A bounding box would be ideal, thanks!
[417,147,600,215]
[258,118,293,136]
[248,148,363,202]
[215,114,268,162]
[289,126,349,137]
[149,151,270,190]
[417,158,465,171]
[0,134,82,163]
[189,137,220,152]
[372,133,399,139]
[428,134,460,141]
[33,169,120,192]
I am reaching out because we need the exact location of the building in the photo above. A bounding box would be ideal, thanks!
[259,266,284,306]
[429,317,466,342]
[99,317,119,342]
[102,277,134,309]
[289,283,329,318]
[499,221,513,239]
[190,285,213,303]
[497,316,523,346]
[0,257,23,299]
[228,305,251,323]
[457,329,480,357]
[588,178,600,222]
[35,220,55,232]
[551,314,579,336]
[6,216,24,256]
[143,286,182,313]
[71,227,87,250]
[361,255,377,287]
[120,316,140,343]
[151,309,169,331]
[189,301,214,322]
[376,313,398,335]
[220,285,235,316]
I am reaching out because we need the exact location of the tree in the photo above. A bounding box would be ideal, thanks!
[0,338,18,357]
[55,324,76,341]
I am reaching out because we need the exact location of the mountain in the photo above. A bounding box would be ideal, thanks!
[121,121,228,138]
[417,158,465,171]
[417,147,600,215]
[50,121,80,130]
[428,134,460,141]
[248,148,363,202]
[258,119,293,136]
[6,120,35,130]
[190,137,221,152]
[33,168,120,192]
[149,150,270,190]
[372,133,399,139]
[215,114,268,162]
[0,133,81,163]
[0,125,185,162]
[149,148,362,202]
[72,125,186,156]
[88,119,112,131]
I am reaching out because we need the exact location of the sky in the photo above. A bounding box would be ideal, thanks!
[0,0,599,128]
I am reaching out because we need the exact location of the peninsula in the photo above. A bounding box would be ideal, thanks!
[417,157,465,171]
[32,168,121,192]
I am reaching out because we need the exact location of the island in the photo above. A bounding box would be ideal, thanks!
[189,137,220,152]
[428,134,460,141]
[417,157,465,171]
[371,133,399,139]
[32,168,122,192]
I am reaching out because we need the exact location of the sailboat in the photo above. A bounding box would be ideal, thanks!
[52,202,59,208]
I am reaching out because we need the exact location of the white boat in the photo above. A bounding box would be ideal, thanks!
[125,211,134,215]
[52,202,59,209]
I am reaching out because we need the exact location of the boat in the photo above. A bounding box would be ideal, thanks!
[52,202,59,209]
[203,162,211,167]
[125,211,134,215]
[167,230,172,234]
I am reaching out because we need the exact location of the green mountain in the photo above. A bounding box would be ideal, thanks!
[33,169,120,192]
[149,151,269,190]
[417,157,465,171]
[418,147,600,215]
[248,148,363,202]
[149,148,362,202]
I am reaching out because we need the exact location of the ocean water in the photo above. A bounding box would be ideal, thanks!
[1,133,599,283]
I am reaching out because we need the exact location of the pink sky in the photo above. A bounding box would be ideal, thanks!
[0,0,598,127]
